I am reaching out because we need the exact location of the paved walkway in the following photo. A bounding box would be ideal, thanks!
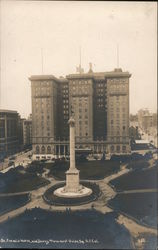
[0,150,32,172]
[0,180,55,224]
[118,188,158,194]
[0,192,29,197]
[117,214,157,237]
[0,199,39,224]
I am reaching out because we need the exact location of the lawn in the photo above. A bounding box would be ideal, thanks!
[25,163,45,174]
[0,194,30,216]
[0,168,49,193]
[108,192,157,228]
[111,152,153,163]
[126,158,150,170]
[109,165,157,191]
[48,160,120,180]
[0,208,132,249]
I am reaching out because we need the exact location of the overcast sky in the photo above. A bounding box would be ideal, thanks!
[0,1,157,118]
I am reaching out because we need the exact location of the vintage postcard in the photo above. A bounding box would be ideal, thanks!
[0,1,157,249]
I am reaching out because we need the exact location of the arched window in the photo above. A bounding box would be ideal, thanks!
[36,146,40,154]
[41,146,45,154]
[47,146,51,154]
[116,145,120,152]
[110,145,114,152]
[122,145,126,152]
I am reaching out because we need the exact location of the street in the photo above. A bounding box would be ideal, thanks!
[0,150,32,172]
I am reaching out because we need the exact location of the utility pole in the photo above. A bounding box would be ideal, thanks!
[117,44,119,68]
[41,48,44,74]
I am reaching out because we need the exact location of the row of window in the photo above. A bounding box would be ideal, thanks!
[110,114,127,119]
[63,94,69,98]
[110,145,127,152]
[76,133,89,137]
[110,111,126,116]
[97,98,104,103]
[35,132,50,137]
[97,89,106,93]
[110,102,126,106]
[72,80,91,85]
[77,115,88,119]
[35,144,128,154]
[97,104,107,108]
[97,83,106,87]
[35,125,50,130]
[35,98,51,103]
[63,89,68,93]
[63,99,69,103]
[110,131,127,136]
[110,84,126,89]
[62,85,68,89]
[36,145,51,154]
[34,92,50,97]
[111,95,126,100]
[72,90,88,95]
[110,126,127,131]
[34,81,50,87]
[63,105,69,109]
[108,79,128,84]
[78,120,88,125]
[73,102,88,107]
[72,85,88,90]
[73,98,88,102]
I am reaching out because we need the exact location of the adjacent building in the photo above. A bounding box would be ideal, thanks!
[0,110,33,159]
[22,117,32,147]
[129,126,141,141]
[0,110,20,159]
[29,66,131,160]
[137,109,157,133]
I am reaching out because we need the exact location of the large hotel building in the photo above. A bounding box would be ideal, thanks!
[29,66,131,160]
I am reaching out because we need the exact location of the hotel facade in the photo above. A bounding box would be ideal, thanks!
[29,67,131,160]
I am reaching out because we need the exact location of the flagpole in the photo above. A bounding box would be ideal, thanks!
[117,44,119,68]
[41,48,44,74]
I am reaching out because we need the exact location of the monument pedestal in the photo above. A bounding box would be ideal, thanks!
[65,169,81,192]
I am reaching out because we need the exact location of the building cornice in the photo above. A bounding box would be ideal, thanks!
[0,109,18,114]
[66,70,131,80]
[29,69,131,83]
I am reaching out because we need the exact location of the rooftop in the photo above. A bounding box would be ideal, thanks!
[66,68,131,79]
[29,75,59,81]
[29,68,131,82]
[0,109,18,114]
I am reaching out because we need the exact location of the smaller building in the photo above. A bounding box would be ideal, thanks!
[23,118,32,148]
[129,126,141,141]
[0,110,20,159]
[141,115,153,133]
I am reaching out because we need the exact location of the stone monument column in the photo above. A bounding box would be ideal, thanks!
[65,117,80,192]
[53,116,92,198]
[69,117,76,169]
